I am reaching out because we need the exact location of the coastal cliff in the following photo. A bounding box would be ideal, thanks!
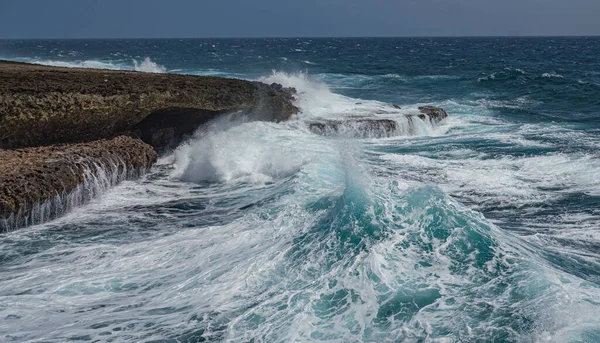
[0,60,449,231]
[0,60,298,150]
[0,61,299,230]
[0,136,157,231]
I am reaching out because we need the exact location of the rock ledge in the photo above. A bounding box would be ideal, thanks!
[0,136,156,231]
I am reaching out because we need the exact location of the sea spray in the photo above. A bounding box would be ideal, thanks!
[8,56,167,73]
[1,37,600,342]
[0,157,150,232]
[133,57,167,73]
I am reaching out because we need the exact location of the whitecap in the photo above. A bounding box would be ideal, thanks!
[542,72,564,78]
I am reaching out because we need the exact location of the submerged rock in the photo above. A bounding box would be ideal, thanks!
[308,118,398,138]
[307,106,448,138]
[0,136,157,231]
[0,60,298,150]
[418,106,448,122]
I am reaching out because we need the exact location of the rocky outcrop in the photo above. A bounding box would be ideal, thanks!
[418,106,448,122]
[307,106,448,138]
[0,61,301,230]
[308,118,399,138]
[0,136,157,231]
[0,60,298,150]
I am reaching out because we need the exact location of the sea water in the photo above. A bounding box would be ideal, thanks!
[0,37,599,342]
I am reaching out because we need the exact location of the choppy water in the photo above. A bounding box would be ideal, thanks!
[1,38,600,342]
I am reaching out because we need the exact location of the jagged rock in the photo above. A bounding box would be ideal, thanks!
[0,136,156,231]
[308,118,398,138]
[418,106,448,122]
[308,106,448,138]
[392,104,402,109]
[0,60,298,150]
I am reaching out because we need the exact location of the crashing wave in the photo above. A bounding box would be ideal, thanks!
[133,57,167,73]
[542,72,564,79]
[10,57,166,73]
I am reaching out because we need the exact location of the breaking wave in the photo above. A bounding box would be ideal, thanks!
[133,57,167,73]
[8,56,166,73]
[2,37,600,342]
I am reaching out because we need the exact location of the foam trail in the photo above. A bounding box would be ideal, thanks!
[8,57,166,73]
[28,59,122,70]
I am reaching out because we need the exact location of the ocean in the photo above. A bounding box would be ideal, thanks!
[1,37,599,342]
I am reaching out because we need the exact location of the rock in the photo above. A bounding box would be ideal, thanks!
[0,60,298,150]
[0,136,156,231]
[308,106,449,138]
[307,118,398,138]
[418,106,448,122]
[135,108,226,151]
[392,104,401,109]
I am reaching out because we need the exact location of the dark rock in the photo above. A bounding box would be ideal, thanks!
[418,106,448,122]
[135,108,228,151]
[392,104,402,109]
[0,136,157,231]
[308,106,448,138]
[0,60,298,150]
[308,118,398,138]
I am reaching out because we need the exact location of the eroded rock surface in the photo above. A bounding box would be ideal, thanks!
[0,60,298,150]
[307,106,448,138]
[418,106,448,122]
[308,118,399,138]
[0,136,157,230]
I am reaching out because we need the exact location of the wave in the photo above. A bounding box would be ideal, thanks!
[133,57,166,73]
[542,72,564,79]
[6,56,166,73]
[172,120,319,184]
[172,70,450,185]
[3,65,600,342]
[382,74,461,81]
[27,59,123,70]
[477,68,527,83]
[257,71,446,138]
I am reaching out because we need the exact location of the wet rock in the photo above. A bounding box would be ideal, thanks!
[0,136,157,231]
[0,60,298,150]
[418,106,448,122]
[308,106,448,138]
[308,118,398,138]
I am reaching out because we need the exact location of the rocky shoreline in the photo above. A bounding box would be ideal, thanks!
[0,60,449,231]
[0,136,156,230]
[0,60,298,150]
[0,60,298,231]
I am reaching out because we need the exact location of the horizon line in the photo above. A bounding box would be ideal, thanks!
[1,34,600,40]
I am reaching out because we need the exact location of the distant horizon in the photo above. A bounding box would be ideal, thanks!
[2,34,600,41]
[3,0,600,39]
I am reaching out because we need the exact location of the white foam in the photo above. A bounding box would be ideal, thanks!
[381,151,600,211]
[172,120,340,184]
[31,59,122,70]
[542,72,564,79]
[16,57,166,73]
[133,57,167,73]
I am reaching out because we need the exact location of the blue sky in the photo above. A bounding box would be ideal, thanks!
[1,0,599,38]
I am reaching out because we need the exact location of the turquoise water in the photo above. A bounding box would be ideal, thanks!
[1,38,600,342]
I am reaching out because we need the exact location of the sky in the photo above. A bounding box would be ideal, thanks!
[1,0,599,39]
